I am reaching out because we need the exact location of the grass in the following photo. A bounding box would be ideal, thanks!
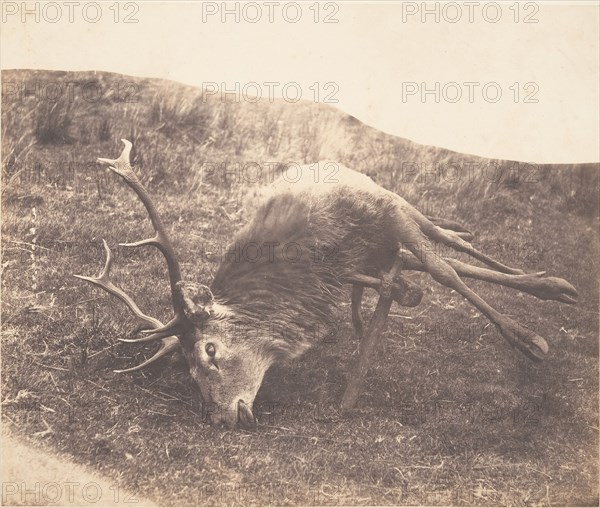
[1,69,599,506]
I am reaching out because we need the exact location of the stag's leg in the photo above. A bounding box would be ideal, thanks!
[397,249,577,304]
[351,284,364,338]
[406,202,524,275]
[341,259,403,411]
[397,222,548,361]
[345,272,423,308]
[426,216,473,241]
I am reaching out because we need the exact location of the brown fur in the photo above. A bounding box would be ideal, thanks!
[210,170,401,356]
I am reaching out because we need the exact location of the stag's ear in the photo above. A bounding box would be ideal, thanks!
[176,281,214,325]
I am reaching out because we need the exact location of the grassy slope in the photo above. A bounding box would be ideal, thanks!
[1,69,598,506]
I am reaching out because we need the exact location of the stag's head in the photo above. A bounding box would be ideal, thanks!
[188,326,274,427]
[75,140,267,428]
[175,282,272,427]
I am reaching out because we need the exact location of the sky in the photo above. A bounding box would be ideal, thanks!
[1,1,599,163]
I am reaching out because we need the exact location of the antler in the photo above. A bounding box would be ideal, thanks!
[75,139,213,371]
[74,240,180,372]
[95,139,190,339]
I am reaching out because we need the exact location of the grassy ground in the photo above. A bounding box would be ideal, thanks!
[1,69,598,506]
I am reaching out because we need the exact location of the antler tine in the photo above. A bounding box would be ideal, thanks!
[97,139,189,337]
[74,240,160,329]
[74,240,182,371]
[114,336,180,373]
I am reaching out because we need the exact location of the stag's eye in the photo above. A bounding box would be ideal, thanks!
[204,342,219,370]
[205,343,216,357]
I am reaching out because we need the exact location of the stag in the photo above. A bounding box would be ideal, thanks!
[75,140,578,427]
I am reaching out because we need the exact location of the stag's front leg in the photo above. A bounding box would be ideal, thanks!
[347,271,424,339]
[351,285,364,338]
[341,259,404,410]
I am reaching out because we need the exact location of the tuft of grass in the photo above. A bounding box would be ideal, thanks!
[33,99,74,145]
[97,118,111,142]
[149,89,211,141]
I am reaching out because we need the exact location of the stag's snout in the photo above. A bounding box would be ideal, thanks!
[237,400,256,427]
[207,399,256,428]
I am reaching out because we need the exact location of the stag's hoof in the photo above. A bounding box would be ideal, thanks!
[538,277,579,304]
[498,321,549,362]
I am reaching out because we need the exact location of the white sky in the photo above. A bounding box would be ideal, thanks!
[1,1,599,163]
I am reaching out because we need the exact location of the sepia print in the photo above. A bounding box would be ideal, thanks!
[1,2,598,506]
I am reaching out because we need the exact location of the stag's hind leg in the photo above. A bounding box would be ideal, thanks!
[405,201,524,275]
[392,209,549,361]
[426,216,473,241]
[396,249,577,304]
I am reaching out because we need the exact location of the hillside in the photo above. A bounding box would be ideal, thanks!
[1,69,598,506]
